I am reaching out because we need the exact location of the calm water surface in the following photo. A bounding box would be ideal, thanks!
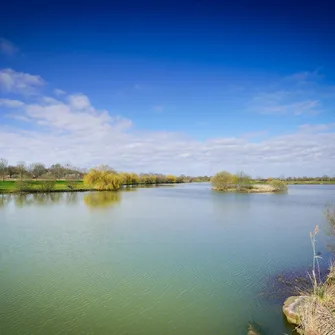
[1,184,335,335]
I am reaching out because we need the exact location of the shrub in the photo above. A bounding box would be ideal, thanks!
[270,179,288,192]
[65,180,78,190]
[39,180,56,192]
[83,168,122,190]
[16,180,34,192]
[211,171,234,190]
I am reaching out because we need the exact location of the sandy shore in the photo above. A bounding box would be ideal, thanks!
[212,184,276,193]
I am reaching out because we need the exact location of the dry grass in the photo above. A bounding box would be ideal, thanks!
[291,225,335,335]
[297,267,335,334]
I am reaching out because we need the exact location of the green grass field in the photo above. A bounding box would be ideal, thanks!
[0,180,87,193]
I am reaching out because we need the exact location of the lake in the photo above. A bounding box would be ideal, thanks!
[1,184,335,335]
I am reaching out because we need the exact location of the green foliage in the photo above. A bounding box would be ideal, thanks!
[166,174,177,183]
[270,179,288,192]
[234,171,252,191]
[64,180,78,190]
[211,171,234,190]
[39,180,57,192]
[83,168,122,190]
[16,180,34,192]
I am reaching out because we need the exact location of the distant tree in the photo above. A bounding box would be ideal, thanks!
[166,174,177,183]
[211,171,234,190]
[83,168,122,190]
[7,165,18,178]
[49,163,65,179]
[270,179,288,192]
[234,171,251,191]
[29,163,47,180]
[0,158,8,181]
[16,161,26,180]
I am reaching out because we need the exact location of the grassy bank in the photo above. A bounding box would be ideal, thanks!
[287,181,335,185]
[0,180,90,193]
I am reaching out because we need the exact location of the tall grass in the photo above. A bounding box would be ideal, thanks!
[294,225,335,335]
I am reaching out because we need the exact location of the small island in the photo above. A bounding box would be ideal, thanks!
[211,171,288,193]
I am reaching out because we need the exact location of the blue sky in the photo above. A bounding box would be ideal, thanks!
[0,0,335,176]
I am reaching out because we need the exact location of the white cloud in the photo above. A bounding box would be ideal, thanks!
[68,94,92,110]
[299,123,335,133]
[53,88,66,96]
[0,38,18,56]
[0,68,45,95]
[1,94,335,176]
[0,99,25,108]
[1,69,335,177]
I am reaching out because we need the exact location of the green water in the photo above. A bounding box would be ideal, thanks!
[1,184,334,335]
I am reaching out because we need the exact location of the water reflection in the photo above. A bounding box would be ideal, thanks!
[0,194,11,207]
[83,191,121,209]
[122,186,138,192]
[0,192,80,208]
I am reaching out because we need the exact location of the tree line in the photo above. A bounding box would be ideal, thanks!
[0,158,211,185]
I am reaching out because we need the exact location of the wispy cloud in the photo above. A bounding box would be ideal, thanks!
[53,88,66,96]
[0,99,25,108]
[250,69,332,116]
[0,68,45,95]
[0,38,18,56]
[299,123,335,133]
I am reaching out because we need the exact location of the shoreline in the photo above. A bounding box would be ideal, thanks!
[212,184,279,193]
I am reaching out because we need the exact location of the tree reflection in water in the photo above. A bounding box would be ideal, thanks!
[84,191,121,209]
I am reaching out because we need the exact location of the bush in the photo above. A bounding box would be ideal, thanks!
[211,171,234,190]
[270,179,288,192]
[39,180,56,192]
[16,180,34,192]
[65,180,78,190]
[83,168,122,190]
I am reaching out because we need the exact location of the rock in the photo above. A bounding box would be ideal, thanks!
[247,322,261,335]
[282,295,310,325]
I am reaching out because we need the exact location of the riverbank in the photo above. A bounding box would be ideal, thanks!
[0,180,182,194]
[0,180,90,193]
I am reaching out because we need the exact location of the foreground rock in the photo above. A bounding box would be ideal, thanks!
[283,294,335,334]
[283,296,310,325]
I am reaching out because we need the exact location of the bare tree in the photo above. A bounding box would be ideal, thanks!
[29,163,47,180]
[0,158,8,181]
[49,164,65,180]
[16,161,26,180]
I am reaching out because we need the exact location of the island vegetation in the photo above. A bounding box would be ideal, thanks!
[211,170,288,193]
